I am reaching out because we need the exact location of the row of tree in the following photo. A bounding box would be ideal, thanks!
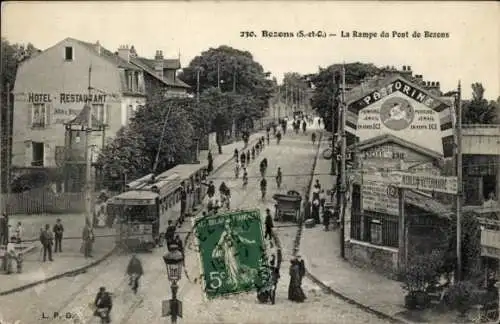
[98,46,276,190]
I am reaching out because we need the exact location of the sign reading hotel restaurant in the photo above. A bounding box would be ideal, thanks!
[393,172,458,194]
[27,92,107,104]
[362,172,400,216]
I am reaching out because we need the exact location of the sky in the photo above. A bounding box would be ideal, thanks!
[2,1,499,100]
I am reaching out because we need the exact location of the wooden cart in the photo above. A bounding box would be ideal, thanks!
[273,190,302,222]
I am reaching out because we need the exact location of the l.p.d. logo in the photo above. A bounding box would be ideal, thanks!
[380,97,415,131]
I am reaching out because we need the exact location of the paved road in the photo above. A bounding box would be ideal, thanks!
[0,120,385,324]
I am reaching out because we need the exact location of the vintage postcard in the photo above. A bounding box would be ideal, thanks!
[1,1,499,323]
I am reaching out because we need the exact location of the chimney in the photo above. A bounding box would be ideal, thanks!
[118,45,130,62]
[154,50,164,79]
[402,66,407,71]
[431,81,436,87]
[436,81,440,90]
[129,45,137,58]
[95,41,101,55]
[407,66,412,71]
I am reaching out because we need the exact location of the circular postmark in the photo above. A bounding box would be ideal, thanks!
[380,97,415,131]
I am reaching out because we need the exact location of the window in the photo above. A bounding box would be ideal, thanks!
[370,219,383,245]
[32,142,44,166]
[32,103,46,128]
[65,46,73,61]
[92,104,106,123]
[125,70,141,92]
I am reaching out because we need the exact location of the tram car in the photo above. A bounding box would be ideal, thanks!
[107,164,208,251]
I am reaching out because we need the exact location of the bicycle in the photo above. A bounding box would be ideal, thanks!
[466,304,498,323]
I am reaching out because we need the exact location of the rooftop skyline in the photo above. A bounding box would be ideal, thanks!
[2,1,499,100]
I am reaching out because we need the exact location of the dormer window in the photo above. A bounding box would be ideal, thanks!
[65,46,74,61]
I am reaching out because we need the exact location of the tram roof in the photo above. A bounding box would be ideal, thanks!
[157,163,206,180]
[114,190,159,200]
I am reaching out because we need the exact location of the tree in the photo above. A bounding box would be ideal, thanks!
[278,72,311,109]
[98,97,195,190]
[309,63,380,132]
[1,38,40,192]
[179,45,274,122]
[462,83,498,124]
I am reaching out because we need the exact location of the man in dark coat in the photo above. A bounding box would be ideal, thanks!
[264,208,274,240]
[40,224,54,262]
[53,219,64,253]
[165,220,176,247]
[179,185,187,224]
[296,255,306,285]
[240,152,246,166]
[126,254,144,293]
[207,150,214,174]
[94,287,112,322]
[0,212,9,245]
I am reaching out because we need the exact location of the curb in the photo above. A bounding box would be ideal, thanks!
[292,132,410,324]
[0,244,118,296]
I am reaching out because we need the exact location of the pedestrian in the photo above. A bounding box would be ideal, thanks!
[6,236,20,274]
[323,207,332,231]
[204,180,215,198]
[126,254,143,294]
[234,148,239,162]
[165,219,176,243]
[297,255,306,285]
[40,224,54,262]
[303,198,311,221]
[0,212,8,245]
[240,152,246,166]
[269,255,280,304]
[53,219,64,252]
[246,150,250,163]
[82,222,94,258]
[288,258,306,303]
[251,147,255,160]
[180,184,187,224]
[312,198,320,224]
[207,150,214,174]
[266,132,270,145]
[276,131,282,145]
[319,189,326,212]
[314,179,321,191]
[264,208,274,241]
[174,234,184,257]
[14,221,23,244]
[311,132,316,145]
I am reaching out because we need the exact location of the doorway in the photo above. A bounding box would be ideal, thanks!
[483,175,497,200]
[32,142,44,166]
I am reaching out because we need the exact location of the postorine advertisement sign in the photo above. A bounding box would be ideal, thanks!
[356,92,443,155]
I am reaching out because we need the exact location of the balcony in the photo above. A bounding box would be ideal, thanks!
[462,124,500,155]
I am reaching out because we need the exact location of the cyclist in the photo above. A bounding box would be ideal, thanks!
[126,254,143,294]
[260,177,267,200]
[242,167,248,188]
[260,158,268,177]
[234,161,240,179]
[94,287,112,323]
[311,132,316,145]
[275,167,282,189]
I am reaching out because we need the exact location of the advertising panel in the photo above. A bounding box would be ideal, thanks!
[362,172,400,216]
[194,210,268,299]
[393,172,458,194]
[356,92,443,155]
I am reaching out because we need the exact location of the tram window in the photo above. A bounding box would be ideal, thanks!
[124,205,155,222]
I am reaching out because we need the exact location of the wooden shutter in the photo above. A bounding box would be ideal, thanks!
[46,103,52,126]
[27,103,33,127]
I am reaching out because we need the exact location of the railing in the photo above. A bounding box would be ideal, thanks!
[462,124,500,129]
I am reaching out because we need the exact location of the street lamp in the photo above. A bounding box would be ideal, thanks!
[162,245,184,324]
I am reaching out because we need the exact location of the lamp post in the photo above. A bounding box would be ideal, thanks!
[162,244,184,324]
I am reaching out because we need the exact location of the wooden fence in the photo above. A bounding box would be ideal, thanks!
[5,187,110,215]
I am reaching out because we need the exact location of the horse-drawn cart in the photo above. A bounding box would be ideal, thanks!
[273,190,302,222]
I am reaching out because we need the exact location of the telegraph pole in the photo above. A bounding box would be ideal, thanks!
[339,65,347,259]
[196,68,201,103]
[331,73,337,175]
[455,81,463,281]
[85,66,93,227]
[6,83,11,218]
[217,60,221,89]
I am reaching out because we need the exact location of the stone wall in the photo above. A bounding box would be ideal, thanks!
[345,240,399,280]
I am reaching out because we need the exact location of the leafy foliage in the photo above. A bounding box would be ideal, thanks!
[98,97,195,190]
[462,83,498,124]
[402,250,444,292]
[445,280,481,311]
[445,211,482,281]
[179,45,274,121]
[309,63,380,131]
